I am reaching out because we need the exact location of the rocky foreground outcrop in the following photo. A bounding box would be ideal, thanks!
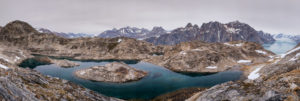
[0,44,122,101]
[186,44,300,101]
[74,62,147,83]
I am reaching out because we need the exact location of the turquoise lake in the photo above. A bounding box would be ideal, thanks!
[20,59,242,100]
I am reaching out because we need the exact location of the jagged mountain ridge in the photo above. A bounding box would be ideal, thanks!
[37,28,96,38]
[145,21,275,45]
[35,21,275,45]
[98,26,167,40]
[273,33,300,43]
[145,23,200,45]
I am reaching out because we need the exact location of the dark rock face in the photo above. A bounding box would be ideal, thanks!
[74,62,147,83]
[145,23,200,45]
[98,26,167,40]
[196,21,275,44]
[145,21,275,45]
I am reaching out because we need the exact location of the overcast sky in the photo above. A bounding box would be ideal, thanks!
[0,0,299,35]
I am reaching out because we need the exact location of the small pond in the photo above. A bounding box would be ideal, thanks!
[19,58,242,100]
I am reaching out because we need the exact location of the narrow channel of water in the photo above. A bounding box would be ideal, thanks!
[19,58,242,100]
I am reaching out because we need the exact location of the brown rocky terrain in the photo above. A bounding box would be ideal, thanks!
[152,87,206,101]
[144,41,275,73]
[74,62,147,83]
[186,44,300,101]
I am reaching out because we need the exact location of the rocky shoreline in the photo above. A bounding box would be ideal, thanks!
[0,44,122,101]
[0,20,296,101]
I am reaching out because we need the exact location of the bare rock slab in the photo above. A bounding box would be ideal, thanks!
[74,62,147,83]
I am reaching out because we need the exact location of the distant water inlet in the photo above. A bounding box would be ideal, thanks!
[263,38,298,54]
[19,58,242,100]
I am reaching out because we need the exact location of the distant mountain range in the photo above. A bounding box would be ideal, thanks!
[35,21,277,45]
[37,28,96,38]
[98,26,167,40]
[272,33,300,43]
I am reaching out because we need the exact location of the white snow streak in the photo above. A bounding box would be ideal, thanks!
[80,71,86,75]
[237,60,252,63]
[206,66,217,69]
[0,64,9,70]
[255,50,267,55]
[0,56,10,62]
[289,53,300,61]
[224,43,243,47]
[248,67,262,80]
[281,46,300,58]
[179,51,187,55]
[117,39,122,43]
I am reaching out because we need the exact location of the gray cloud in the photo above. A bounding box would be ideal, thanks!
[0,0,299,35]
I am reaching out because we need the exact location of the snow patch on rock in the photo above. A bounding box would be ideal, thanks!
[281,46,300,58]
[14,56,20,62]
[0,64,9,69]
[248,67,262,80]
[224,43,243,47]
[224,25,241,33]
[255,50,267,55]
[289,53,300,61]
[80,71,86,75]
[180,51,187,55]
[117,39,122,43]
[206,66,217,69]
[191,49,202,51]
[0,56,10,63]
[237,60,252,63]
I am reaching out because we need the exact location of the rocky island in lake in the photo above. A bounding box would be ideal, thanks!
[50,59,80,68]
[74,62,147,83]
